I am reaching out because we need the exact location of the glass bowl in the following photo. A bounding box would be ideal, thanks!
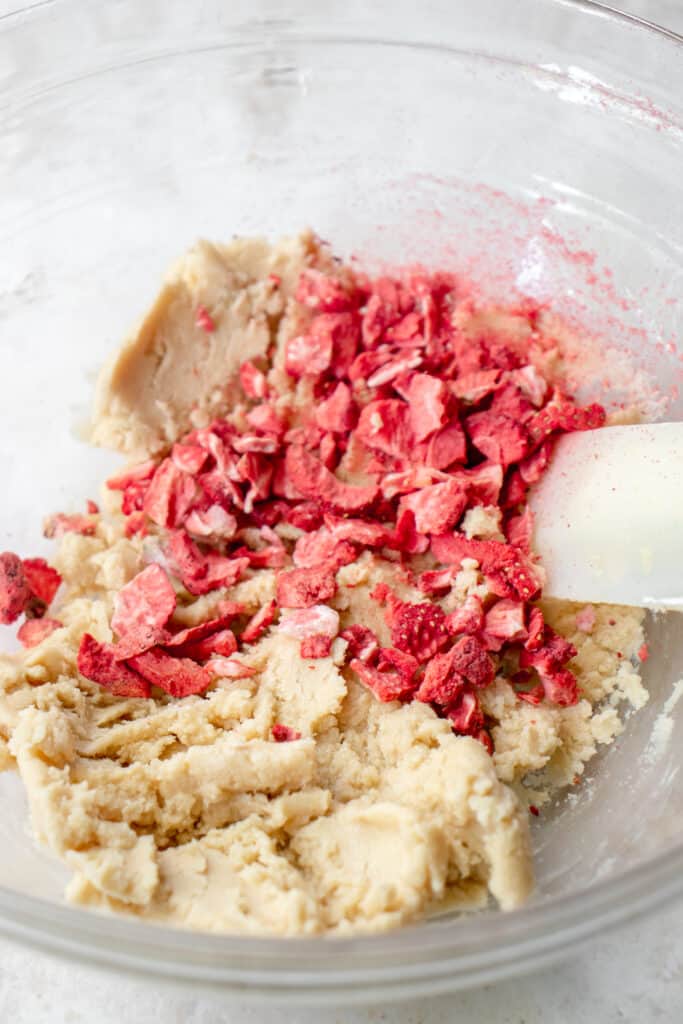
[0,0,682,1005]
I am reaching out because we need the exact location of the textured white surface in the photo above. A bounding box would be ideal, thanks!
[0,1,682,1021]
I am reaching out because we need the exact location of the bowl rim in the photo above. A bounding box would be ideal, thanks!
[0,0,682,1002]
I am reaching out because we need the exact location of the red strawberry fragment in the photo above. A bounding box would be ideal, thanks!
[111,564,177,659]
[284,444,377,514]
[17,617,62,648]
[77,634,150,698]
[416,650,466,706]
[446,689,485,736]
[340,625,379,664]
[241,600,277,644]
[0,552,31,625]
[390,602,450,662]
[44,514,96,539]
[276,566,337,609]
[128,647,212,697]
[21,558,62,607]
[272,723,302,742]
[195,305,216,332]
[206,657,257,679]
[143,459,197,529]
[350,658,417,702]
[301,634,333,658]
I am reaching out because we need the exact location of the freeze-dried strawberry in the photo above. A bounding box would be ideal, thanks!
[284,444,377,514]
[236,536,287,570]
[77,634,150,698]
[390,602,449,662]
[416,649,466,706]
[516,682,545,705]
[466,412,530,467]
[398,478,468,536]
[110,564,177,659]
[389,508,430,555]
[318,432,338,471]
[233,433,280,455]
[285,329,333,378]
[171,628,237,661]
[484,599,527,641]
[422,420,468,469]
[417,567,459,594]
[241,599,277,644]
[296,269,353,312]
[448,635,495,688]
[355,400,413,460]
[380,467,448,500]
[465,463,504,506]
[528,395,605,444]
[315,382,357,433]
[276,566,337,609]
[199,468,242,511]
[431,535,541,601]
[301,634,333,658]
[340,625,379,664]
[323,515,389,548]
[206,657,257,679]
[235,452,274,510]
[350,658,417,702]
[124,512,147,537]
[171,443,208,476]
[348,346,396,383]
[44,514,96,539]
[520,628,579,705]
[166,531,248,595]
[195,305,216,332]
[86,500,99,515]
[272,723,303,742]
[377,647,419,684]
[239,360,268,400]
[21,558,61,606]
[525,607,545,651]
[510,365,548,407]
[185,505,237,539]
[293,528,356,570]
[279,604,340,640]
[127,647,212,698]
[246,403,287,437]
[505,507,533,552]
[445,595,485,636]
[0,553,31,625]
[285,502,324,532]
[519,441,553,485]
[451,370,501,403]
[366,351,422,388]
[17,617,62,648]
[537,665,579,706]
[106,460,157,492]
[446,689,485,736]
[143,459,197,529]
[164,608,242,650]
[638,643,650,662]
[396,373,448,441]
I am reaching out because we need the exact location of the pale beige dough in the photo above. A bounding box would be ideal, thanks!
[0,234,647,935]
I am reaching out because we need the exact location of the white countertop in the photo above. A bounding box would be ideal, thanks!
[0,1,681,1021]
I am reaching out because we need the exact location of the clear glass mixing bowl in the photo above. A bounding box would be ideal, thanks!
[0,0,682,1004]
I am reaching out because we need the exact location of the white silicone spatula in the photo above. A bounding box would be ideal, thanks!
[529,422,683,611]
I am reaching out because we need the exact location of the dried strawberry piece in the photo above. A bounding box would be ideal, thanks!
[0,553,31,625]
[279,604,340,640]
[394,373,448,442]
[17,617,62,647]
[417,567,458,594]
[195,305,216,332]
[272,723,303,742]
[519,441,553,485]
[366,351,423,389]
[350,658,417,702]
[538,666,579,706]
[164,607,243,649]
[315,382,357,434]
[398,478,469,536]
[380,467,448,500]
[143,459,197,528]
[44,514,96,539]
[235,453,274,510]
[520,628,579,705]
[236,537,287,570]
[377,647,419,684]
[301,634,333,658]
[422,420,468,469]
[285,503,324,532]
[484,599,527,641]
[388,508,430,555]
[199,468,242,511]
[446,689,485,736]
[445,595,485,636]
[86,500,99,515]
[293,528,356,570]
[21,558,61,606]
[284,444,377,514]
[390,602,449,662]
[246,403,287,437]
[120,480,151,515]
[638,643,650,662]
[355,400,413,460]
[317,432,337,471]
[171,628,238,661]
[431,534,541,602]
[250,500,290,528]
[285,330,333,379]
[127,647,212,698]
[185,505,237,539]
[233,434,280,455]
[528,395,605,444]
[241,599,277,643]
[296,269,353,312]
[447,635,495,688]
[171,443,208,476]
[124,512,147,537]
[340,625,379,664]
[516,682,545,705]
[323,515,389,548]
[525,606,545,651]
[77,634,150,698]
[466,411,530,467]
[416,649,466,706]
[505,507,533,552]
[110,564,177,659]
[348,346,395,383]
[465,463,504,506]
[509,365,548,407]
[276,566,337,609]
[206,657,257,679]
[239,360,269,400]
[166,531,248,596]
[575,606,597,633]
[106,460,157,492]
[451,370,501,404]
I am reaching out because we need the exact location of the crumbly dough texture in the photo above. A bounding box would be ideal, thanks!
[0,235,647,936]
